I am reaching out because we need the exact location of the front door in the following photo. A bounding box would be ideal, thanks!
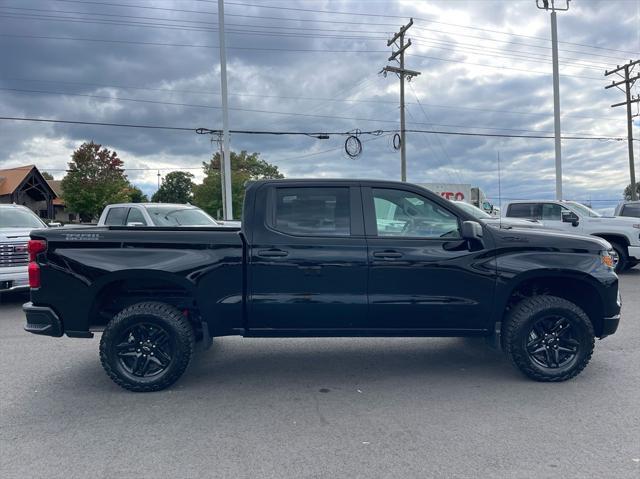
[247,183,368,334]
[363,185,497,333]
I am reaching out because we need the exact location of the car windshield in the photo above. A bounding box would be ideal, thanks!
[454,202,492,219]
[567,202,602,218]
[0,208,46,228]
[145,206,218,226]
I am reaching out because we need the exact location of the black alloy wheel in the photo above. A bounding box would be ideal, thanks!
[115,323,174,378]
[525,315,579,369]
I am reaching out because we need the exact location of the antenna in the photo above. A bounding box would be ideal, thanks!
[497,151,503,228]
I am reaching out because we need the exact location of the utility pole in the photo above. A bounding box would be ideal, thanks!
[382,18,420,182]
[217,0,233,219]
[536,0,571,200]
[605,59,640,201]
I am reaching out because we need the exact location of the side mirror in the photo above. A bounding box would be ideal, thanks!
[562,211,579,227]
[461,220,483,240]
[126,222,145,227]
[47,222,62,227]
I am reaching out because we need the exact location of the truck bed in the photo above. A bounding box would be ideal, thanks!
[29,226,245,337]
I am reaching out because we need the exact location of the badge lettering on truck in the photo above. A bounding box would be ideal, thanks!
[64,233,101,241]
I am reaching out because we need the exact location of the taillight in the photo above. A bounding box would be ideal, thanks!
[27,240,47,289]
[28,262,41,288]
[28,239,47,262]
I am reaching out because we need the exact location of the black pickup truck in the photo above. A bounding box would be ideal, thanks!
[23,179,621,391]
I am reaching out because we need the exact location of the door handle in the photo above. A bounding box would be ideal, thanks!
[257,249,289,258]
[372,250,403,259]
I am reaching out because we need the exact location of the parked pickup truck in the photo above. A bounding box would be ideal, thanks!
[504,200,640,272]
[23,180,621,392]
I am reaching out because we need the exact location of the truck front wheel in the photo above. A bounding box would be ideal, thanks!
[503,296,595,382]
[99,302,195,392]
[609,242,628,273]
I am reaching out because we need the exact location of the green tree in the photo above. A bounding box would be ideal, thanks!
[41,171,54,180]
[128,185,149,203]
[623,182,640,200]
[61,141,130,221]
[151,171,195,203]
[193,151,283,219]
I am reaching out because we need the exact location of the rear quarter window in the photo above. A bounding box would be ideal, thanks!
[507,203,541,220]
[620,204,640,217]
[104,207,128,226]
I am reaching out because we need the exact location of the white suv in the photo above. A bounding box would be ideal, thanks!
[504,200,640,272]
[0,204,48,293]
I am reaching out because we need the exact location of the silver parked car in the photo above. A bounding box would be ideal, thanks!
[97,203,240,228]
[0,204,47,293]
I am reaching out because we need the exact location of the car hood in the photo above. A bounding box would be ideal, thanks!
[490,225,611,251]
[588,216,640,227]
[0,228,34,242]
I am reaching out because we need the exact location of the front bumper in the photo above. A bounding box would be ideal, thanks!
[0,269,29,293]
[23,302,63,337]
[600,314,621,338]
[627,245,640,261]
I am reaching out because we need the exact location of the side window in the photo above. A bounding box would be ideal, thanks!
[508,203,541,220]
[372,188,460,239]
[621,204,640,217]
[541,203,563,221]
[272,187,350,236]
[104,207,128,226]
[126,207,147,225]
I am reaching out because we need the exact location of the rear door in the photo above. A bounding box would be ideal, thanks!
[103,207,129,226]
[247,182,368,333]
[363,184,497,333]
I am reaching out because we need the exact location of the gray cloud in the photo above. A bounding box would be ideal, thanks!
[0,0,638,210]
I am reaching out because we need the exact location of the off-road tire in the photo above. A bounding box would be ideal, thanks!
[503,295,595,382]
[100,302,195,392]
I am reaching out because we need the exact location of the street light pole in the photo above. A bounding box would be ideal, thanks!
[217,0,233,220]
[537,0,571,201]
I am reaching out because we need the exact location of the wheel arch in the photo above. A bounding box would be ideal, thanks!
[591,233,630,247]
[88,270,200,331]
[496,271,606,337]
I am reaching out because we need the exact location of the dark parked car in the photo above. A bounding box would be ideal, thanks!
[23,180,621,391]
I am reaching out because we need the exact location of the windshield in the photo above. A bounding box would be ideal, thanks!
[0,208,46,228]
[567,201,602,218]
[454,201,492,219]
[146,206,218,226]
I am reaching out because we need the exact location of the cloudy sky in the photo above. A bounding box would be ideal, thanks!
[0,0,638,212]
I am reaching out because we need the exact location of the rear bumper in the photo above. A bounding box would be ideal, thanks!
[627,246,640,260]
[23,302,63,337]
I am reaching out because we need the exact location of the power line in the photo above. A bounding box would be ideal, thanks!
[0,33,606,82]
[0,116,629,141]
[0,76,620,122]
[223,1,640,57]
[2,87,618,136]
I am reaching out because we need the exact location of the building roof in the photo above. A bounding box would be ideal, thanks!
[0,165,35,196]
[46,180,66,206]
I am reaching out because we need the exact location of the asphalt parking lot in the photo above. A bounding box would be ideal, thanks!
[1,273,639,479]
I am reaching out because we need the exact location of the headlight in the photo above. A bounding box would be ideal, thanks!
[601,250,615,269]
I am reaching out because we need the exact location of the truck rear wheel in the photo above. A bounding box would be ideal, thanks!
[503,296,594,382]
[99,302,195,392]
